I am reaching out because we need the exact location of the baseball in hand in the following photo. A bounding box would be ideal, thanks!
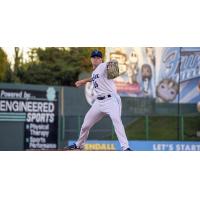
[75,80,85,87]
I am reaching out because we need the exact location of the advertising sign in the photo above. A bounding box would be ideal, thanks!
[0,87,58,150]
[68,140,200,151]
[156,47,200,103]
[106,47,156,98]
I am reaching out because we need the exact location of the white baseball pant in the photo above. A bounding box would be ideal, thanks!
[76,94,129,150]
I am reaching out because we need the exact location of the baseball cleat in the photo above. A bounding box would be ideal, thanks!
[124,148,132,151]
[64,143,81,150]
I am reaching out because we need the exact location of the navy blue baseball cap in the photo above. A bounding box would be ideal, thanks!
[90,50,103,58]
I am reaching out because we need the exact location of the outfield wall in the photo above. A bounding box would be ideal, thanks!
[0,83,199,150]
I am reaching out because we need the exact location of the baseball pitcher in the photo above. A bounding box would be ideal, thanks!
[65,50,131,151]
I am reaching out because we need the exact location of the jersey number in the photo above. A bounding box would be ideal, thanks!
[94,81,98,88]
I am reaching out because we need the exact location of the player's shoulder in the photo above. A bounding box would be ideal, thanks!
[98,62,107,70]
[99,62,107,67]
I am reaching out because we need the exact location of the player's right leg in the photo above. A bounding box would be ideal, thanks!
[65,101,105,150]
[105,95,130,150]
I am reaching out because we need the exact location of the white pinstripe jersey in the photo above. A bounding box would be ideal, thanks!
[91,62,117,96]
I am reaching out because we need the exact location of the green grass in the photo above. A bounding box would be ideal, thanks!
[121,116,200,141]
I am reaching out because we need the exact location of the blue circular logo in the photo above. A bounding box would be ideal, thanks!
[46,87,56,101]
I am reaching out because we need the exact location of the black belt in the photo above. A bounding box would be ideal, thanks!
[97,94,111,100]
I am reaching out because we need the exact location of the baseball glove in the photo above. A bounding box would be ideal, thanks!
[107,59,119,79]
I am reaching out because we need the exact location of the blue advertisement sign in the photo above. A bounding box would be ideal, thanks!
[157,47,200,103]
[68,140,200,151]
[103,47,200,103]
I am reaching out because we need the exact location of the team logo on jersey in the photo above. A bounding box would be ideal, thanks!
[92,74,99,81]
[92,74,100,88]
